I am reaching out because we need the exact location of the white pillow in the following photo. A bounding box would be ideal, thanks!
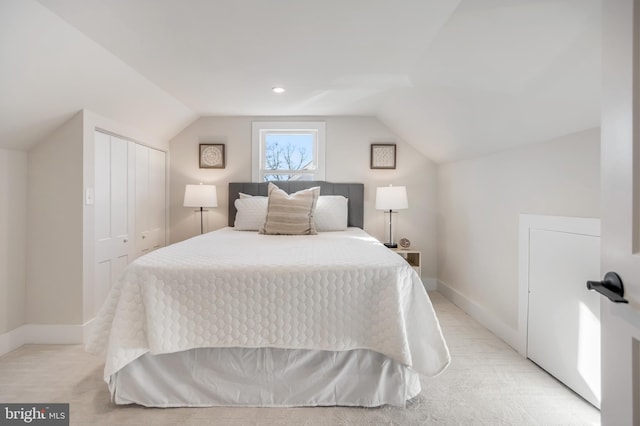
[234,196,268,230]
[314,195,348,231]
[239,192,260,199]
[235,192,348,232]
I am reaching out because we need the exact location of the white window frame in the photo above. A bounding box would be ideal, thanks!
[251,121,326,182]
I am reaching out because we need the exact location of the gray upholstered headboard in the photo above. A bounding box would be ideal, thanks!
[228,181,364,228]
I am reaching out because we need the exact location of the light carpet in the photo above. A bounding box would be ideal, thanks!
[0,292,599,425]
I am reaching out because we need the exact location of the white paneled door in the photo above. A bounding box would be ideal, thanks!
[599,0,640,424]
[94,131,167,315]
[135,143,166,257]
[134,142,149,254]
[148,147,166,251]
[94,131,134,315]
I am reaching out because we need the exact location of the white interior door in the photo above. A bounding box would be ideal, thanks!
[135,144,166,256]
[148,147,166,250]
[94,131,133,314]
[599,0,640,424]
[527,226,601,408]
[135,144,151,255]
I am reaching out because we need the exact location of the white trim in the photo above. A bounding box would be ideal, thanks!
[251,121,326,182]
[22,324,84,345]
[517,214,600,356]
[0,325,27,356]
[0,319,95,356]
[437,279,520,351]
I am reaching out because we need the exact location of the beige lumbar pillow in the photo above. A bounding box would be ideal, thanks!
[260,182,320,235]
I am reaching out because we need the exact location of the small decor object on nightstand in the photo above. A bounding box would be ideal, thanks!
[370,143,396,169]
[399,238,411,249]
[200,144,225,168]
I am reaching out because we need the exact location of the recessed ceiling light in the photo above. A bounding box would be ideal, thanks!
[272,87,285,94]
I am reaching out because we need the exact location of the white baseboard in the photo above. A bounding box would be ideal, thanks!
[0,325,27,357]
[437,279,521,353]
[22,324,85,344]
[0,320,93,357]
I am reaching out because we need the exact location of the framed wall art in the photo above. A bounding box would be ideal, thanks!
[199,143,226,169]
[370,143,396,169]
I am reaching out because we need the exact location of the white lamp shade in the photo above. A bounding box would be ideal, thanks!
[184,184,218,208]
[375,185,408,210]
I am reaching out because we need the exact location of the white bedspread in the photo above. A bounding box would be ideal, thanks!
[87,228,450,380]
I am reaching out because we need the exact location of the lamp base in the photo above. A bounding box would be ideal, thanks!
[384,243,398,248]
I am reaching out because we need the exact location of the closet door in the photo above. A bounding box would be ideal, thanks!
[527,226,601,408]
[135,144,166,257]
[148,147,166,251]
[94,131,134,314]
[135,144,150,255]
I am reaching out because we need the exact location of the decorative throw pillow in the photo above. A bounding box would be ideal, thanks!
[260,183,320,235]
[314,195,348,231]
[234,197,268,230]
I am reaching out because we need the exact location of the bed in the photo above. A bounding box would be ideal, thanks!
[86,181,450,407]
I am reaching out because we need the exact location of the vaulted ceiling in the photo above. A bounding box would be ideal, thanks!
[1,0,600,163]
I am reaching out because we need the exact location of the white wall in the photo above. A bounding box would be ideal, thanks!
[27,113,84,324]
[0,149,27,334]
[169,116,438,283]
[436,128,600,342]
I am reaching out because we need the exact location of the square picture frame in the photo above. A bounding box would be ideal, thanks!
[199,143,226,169]
[370,143,396,169]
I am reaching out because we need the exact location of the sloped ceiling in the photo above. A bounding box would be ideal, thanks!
[0,0,197,151]
[2,0,600,163]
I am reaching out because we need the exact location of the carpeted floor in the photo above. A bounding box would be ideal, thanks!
[0,292,599,425]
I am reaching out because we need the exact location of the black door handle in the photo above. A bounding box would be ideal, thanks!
[587,272,628,303]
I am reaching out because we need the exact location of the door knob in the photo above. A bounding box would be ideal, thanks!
[587,272,629,303]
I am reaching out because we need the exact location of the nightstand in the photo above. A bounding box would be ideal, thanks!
[391,248,421,277]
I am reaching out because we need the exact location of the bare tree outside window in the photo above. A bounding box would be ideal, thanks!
[264,134,314,181]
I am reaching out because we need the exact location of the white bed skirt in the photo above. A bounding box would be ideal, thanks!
[110,347,421,408]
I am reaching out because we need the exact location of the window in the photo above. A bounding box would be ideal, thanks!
[252,121,326,182]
